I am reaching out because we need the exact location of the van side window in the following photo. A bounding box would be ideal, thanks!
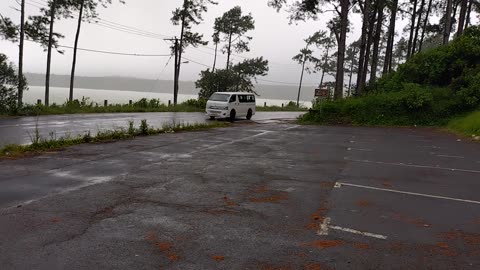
[239,95,247,103]
[247,95,255,102]
[229,95,236,103]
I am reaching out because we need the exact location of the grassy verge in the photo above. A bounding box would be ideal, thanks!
[0,98,307,117]
[0,120,230,158]
[447,110,480,138]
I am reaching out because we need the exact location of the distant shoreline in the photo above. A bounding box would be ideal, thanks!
[24,73,318,101]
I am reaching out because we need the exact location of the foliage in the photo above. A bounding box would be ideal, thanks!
[373,27,480,91]
[448,111,480,137]
[298,27,480,127]
[171,0,217,52]
[5,98,212,116]
[214,6,255,67]
[196,57,269,99]
[0,15,18,41]
[292,48,319,74]
[301,84,459,126]
[0,54,19,113]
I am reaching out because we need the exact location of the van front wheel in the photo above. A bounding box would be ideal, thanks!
[229,110,236,122]
[246,109,253,120]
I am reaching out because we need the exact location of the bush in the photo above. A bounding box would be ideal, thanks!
[181,98,206,109]
[302,85,456,126]
[0,54,19,113]
[303,27,480,127]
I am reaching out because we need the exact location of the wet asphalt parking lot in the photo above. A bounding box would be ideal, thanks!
[0,111,303,146]
[0,121,479,269]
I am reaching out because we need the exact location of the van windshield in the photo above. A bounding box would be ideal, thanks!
[209,93,230,102]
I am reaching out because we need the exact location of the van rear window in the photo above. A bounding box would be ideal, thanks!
[209,94,230,102]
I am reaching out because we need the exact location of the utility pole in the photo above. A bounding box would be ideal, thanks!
[165,37,179,105]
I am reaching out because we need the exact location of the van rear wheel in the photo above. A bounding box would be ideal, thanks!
[229,110,236,122]
[246,109,253,120]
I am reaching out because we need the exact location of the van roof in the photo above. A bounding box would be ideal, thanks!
[214,92,254,95]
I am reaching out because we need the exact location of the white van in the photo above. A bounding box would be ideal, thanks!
[206,92,256,121]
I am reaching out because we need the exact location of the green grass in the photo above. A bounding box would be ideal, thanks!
[0,120,230,158]
[447,110,480,137]
[0,98,307,117]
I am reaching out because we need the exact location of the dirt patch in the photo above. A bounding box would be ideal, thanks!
[382,181,393,188]
[356,200,372,208]
[304,263,332,270]
[391,212,431,228]
[50,217,61,223]
[223,196,239,206]
[319,181,335,188]
[248,185,289,203]
[145,232,180,262]
[306,207,328,230]
[212,255,225,262]
[353,243,370,250]
[302,240,344,250]
[250,192,289,203]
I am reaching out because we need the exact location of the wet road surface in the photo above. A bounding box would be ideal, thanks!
[0,123,479,269]
[0,111,303,146]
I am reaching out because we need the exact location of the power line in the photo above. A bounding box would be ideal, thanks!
[58,44,171,57]
[25,39,170,56]
[181,56,308,85]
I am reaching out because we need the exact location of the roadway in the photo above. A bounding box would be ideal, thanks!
[0,111,303,146]
[0,122,479,269]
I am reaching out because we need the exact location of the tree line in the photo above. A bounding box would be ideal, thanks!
[1,0,124,111]
[270,0,478,99]
[2,0,478,112]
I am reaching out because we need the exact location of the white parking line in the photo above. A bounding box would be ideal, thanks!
[189,130,272,154]
[329,225,388,240]
[345,158,480,174]
[316,216,387,240]
[347,148,373,152]
[336,182,480,205]
[436,154,465,159]
[285,125,300,130]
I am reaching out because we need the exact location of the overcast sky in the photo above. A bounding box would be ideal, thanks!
[0,0,411,86]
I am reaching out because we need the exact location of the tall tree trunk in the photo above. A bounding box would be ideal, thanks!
[356,0,370,95]
[213,42,218,71]
[444,0,453,44]
[407,0,418,59]
[465,0,473,28]
[419,0,433,52]
[18,0,25,108]
[334,0,349,99]
[348,46,357,96]
[383,0,398,75]
[457,0,468,37]
[45,0,57,107]
[226,26,233,70]
[175,1,187,106]
[411,0,425,55]
[370,1,384,83]
[69,0,85,102]
[297,56,306,107]
[361,10,375,91]
[319,44,330,87]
